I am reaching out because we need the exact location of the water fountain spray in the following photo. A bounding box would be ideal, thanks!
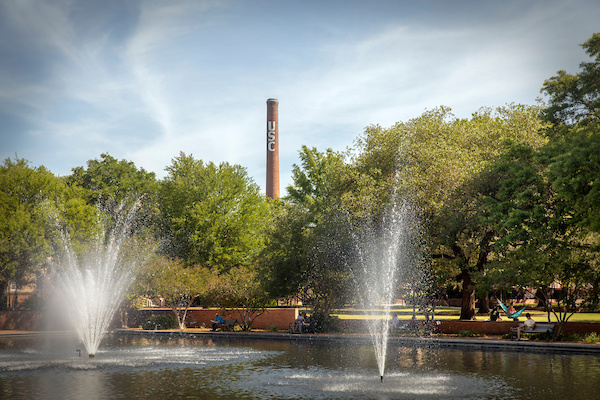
[52,200,148,357]
[354,196,423,381]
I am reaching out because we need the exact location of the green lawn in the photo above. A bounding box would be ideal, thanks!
[324,307,600,323]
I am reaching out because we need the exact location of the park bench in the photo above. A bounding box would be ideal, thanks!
[288,319,316,334]
[510,323,555,340]
[216,320,237,331]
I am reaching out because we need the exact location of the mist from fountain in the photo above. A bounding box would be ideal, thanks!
[52,201,146,357]
[354,196,424,380]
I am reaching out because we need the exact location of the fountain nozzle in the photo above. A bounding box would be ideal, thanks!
[380,375,384,383]
[89,354,95,358]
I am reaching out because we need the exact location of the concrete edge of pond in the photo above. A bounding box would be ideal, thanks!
[112,329,600,355]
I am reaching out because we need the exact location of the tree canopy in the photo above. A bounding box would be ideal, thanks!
[541,33,600,127]
[0,158,65,308]
[158,152,269,271]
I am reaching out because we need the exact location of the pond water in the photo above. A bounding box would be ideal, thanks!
[1,334,599,399]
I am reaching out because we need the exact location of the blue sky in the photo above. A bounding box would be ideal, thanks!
[1,0,598,194]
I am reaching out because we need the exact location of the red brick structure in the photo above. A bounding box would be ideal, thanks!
[266,98,279,199]
[127,307,297,330]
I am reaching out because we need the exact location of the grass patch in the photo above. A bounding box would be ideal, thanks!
[327,307,600,323]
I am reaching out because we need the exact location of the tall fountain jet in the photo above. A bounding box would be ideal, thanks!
[266,98,279,199]
[356,195,425,381]
[53,201,145,358]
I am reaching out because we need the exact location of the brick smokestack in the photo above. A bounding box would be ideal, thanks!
[266,98,279,199]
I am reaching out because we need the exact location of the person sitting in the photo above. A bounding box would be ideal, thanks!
[211,313,224,331]
[293,312,304,333]
[490,307,501,321]
[303,314,316,333]
[390,313,402,332]
[516,313,535,340]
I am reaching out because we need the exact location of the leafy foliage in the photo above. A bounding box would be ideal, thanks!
[132,256,214,329]
[210,266,272,331]
[0,157,65,309]
[158,152,269,271]
[66,153,158,206]
[541,33,600,127]
[141,314,178,330]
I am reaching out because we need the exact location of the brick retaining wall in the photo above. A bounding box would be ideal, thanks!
[2,310,599,335]
[339,318,600,335]
[126,308,297,330]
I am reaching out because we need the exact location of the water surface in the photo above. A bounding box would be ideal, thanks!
[1,334,598,399]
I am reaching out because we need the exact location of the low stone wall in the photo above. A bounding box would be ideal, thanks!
[0,311,41,330]
[128,308,298,330]
[0,310,76,331]
[2,310,599,335]
[433,320,600,335]
[339,318,600,335]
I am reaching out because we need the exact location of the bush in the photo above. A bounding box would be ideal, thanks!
[457,330,480,337]
[142,314,178,330]
[312,314,342,333]
[553,332,600,343]
[584,332,600,343]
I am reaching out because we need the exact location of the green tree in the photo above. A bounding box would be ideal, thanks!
[303,207,356,331]
[283,146,356,329]
[541,33,600,126]
[0,157,65,309]
[132,256,213,329]
[540,34,600,233]
[543,130,600,232]
[65,153,159,248]
[211,266,272,331]
[469,142,555,311]
[66,153,158,205]
[259,201,309,302]
[498,33,600,334]
[286,145,347,219]
[351,105,546,318]
[158,152,269,270]
[476,143,600,337]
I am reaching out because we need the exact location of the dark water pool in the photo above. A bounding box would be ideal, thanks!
[1,334,599,399]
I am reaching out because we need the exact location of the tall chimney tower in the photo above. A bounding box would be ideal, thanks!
[266,98,279,199]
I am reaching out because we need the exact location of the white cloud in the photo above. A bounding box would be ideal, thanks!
[1,0,599,192]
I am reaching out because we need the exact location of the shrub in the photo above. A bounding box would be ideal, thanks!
[142,314,178,330]
[457,330,480,337]
[267,325,279,332]
[557,333,581,342]
[584,332,600,343]
[313,315,342,333]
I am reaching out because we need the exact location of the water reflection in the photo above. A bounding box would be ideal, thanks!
[1,335,599,399]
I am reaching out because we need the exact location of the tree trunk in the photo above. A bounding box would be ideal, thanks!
[460,271,476,320]
[0,281,7,311]
[170,303,188,330]
[478,292,490,314]
[474,231,493,315]
[535,288,548,310]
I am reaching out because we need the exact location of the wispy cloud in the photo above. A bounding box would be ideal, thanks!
[1,0,598,191]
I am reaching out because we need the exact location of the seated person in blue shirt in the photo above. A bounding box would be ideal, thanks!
[211,313,224,331]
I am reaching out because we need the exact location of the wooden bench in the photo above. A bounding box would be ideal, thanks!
[288,320,316,334]
[216,320,236,331]
[510,323,555,340]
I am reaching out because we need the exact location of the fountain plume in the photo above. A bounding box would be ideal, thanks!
[51,200,148,357]
[354,195,425,380]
